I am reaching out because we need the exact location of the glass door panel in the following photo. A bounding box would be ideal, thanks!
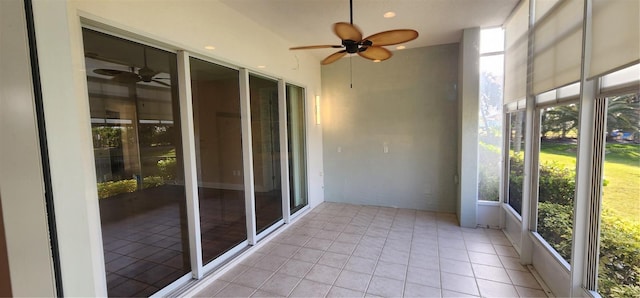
[249,75,283,233]
[597,93,640,296]
[286,84,308,214]
[83,28,190,297]
[507,110,526,214]
[537,103,578,265]
[189,58,247,264]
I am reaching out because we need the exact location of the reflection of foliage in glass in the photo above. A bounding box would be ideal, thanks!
[478,142,500,201]
[478,69,503,201]
[92,126,123,148]
[138,124,175,147]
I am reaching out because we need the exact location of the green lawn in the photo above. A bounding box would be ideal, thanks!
[539,142,640,219]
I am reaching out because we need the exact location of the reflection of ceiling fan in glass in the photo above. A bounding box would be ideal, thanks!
[91,47,171,87]
[290,0,419,65]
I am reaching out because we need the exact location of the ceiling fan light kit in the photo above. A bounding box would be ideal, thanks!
[289,0,419,65]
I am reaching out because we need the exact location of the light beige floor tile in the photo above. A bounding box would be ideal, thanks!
[441,289,480,297]
[277,259,314,277]
[366,276,404,297]
[406,266,441,288]
[343,225,367,235]
[250,289,284,297]
[289,279,332,297]
[439,258,473,277]
[305,264,341,285]
[304,237,333,251]
[218,264,251,282]
[468,251,503,267]
[465,241,496,254]
[318,251,350,269]
[233,268,274,288]
[215,283,256,298]
[257,273,301,297]
[334,270,372,292]
[344,256,377,274]
[360,236,387,248]
[493,244,518,257]
[490,236,512,246]
[438,237,466,250]
[404,282,442,297]
[409,254,440,271]
[476,279,519,297]
[336,232,363,244]
[267,244,300,258]
[439,247,470,262]
[327,286,365,298]
[315,230,341,241]
[440,272,479,296]
[379,247,410,265]
[515,285,549,297]
[195,280,228,297]
[328,241,357,255]
[472,263,511,283]
[506,269,542,289]
[352,244,382,260]
[239,253,266,267]
[498,255,528,271]
[253,255,288,271]
[291,247,324,263]
[373,260,407,281]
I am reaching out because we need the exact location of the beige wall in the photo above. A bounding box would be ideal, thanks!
[321,44,459,212]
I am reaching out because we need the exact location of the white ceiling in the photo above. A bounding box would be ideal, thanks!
[220,0,519,60]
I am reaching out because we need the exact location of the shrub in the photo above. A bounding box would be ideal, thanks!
[143,176,165,188]
[598,209,640,297]
[158,157,177,180]
[478,142,501,201]
[97,179,136,199]
[538,161,576,206]
[537,202,573,261]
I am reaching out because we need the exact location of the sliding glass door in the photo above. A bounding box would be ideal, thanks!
[189,58,247,265]
[82,28,311,295]
[249,75,283,233]
[83,28,190,297]
[286,84,308,214]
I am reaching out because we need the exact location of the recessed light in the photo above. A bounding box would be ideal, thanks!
[396,45,406,50]
[373,59,381,63]
[204,45,216,50]
[383,11,396,18]
[257,65,266,69]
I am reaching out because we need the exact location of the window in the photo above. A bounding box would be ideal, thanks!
[249,75,283,233]
[83,28,190,296]
[596,93,640,296]
[536,103,579,265]
[506,110,526,214]
[189,57,247,265]
[478,28,504,202]
[286,84,308,214]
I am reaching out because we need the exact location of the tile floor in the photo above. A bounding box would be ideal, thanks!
[194,202,549,297]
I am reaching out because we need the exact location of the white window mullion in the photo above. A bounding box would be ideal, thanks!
[239,68,257,245]
[176,50,203,278]
[279,80,292,222]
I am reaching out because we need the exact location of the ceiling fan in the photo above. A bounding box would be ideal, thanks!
[290,0,419,65]
[90,47,171,87]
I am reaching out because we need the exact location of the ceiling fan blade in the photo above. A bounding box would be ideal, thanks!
[358,46,392,61]
[290,45,344,50]
[333,22,363,41]
[152,79,171,87]
[94,68,126,76]
[364,29,419,46]
[112,71,142,83]
[321,50,348,65]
